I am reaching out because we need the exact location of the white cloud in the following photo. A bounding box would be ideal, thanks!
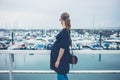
[0,0,120,29]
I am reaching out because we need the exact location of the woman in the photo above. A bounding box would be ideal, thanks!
[50,12,71,80]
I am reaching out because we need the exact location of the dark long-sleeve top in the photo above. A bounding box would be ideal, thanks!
[50,28,71,74]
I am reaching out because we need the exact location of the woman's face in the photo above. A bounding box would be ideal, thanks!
[60,19,65,26]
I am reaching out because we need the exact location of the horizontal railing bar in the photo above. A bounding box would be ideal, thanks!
[0,50,120,54]
[0,70,120,74]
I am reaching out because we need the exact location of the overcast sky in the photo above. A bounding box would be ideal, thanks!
[0,0,120,29]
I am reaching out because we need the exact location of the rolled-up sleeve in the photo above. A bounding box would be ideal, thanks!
[60,30,69,49]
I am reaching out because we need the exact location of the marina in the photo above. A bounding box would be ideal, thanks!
[0,29,120,50]
[0,29,120,80]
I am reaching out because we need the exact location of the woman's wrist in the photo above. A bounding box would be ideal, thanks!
[57,59,60,62]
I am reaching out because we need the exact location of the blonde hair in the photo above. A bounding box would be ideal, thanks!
[60,12,71,30]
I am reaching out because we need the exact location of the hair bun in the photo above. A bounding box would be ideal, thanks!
[61,12,70,20]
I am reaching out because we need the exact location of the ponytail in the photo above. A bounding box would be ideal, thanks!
[65,18,71,30]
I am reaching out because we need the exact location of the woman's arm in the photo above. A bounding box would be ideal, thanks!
[55,48,64,68]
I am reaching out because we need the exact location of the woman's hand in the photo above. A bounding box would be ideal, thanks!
[55,60,60,68]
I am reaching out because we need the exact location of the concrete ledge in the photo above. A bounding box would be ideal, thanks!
[0,50,120,54]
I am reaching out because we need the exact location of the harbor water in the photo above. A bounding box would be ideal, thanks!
[0,51,120,80]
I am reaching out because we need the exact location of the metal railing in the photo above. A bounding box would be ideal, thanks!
[1,70,120,74]
[0,50,120,80]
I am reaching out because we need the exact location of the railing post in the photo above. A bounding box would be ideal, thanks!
[9,54,14,80]
[99,54,101,62]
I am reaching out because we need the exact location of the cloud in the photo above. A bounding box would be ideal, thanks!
[0,0,120,29]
